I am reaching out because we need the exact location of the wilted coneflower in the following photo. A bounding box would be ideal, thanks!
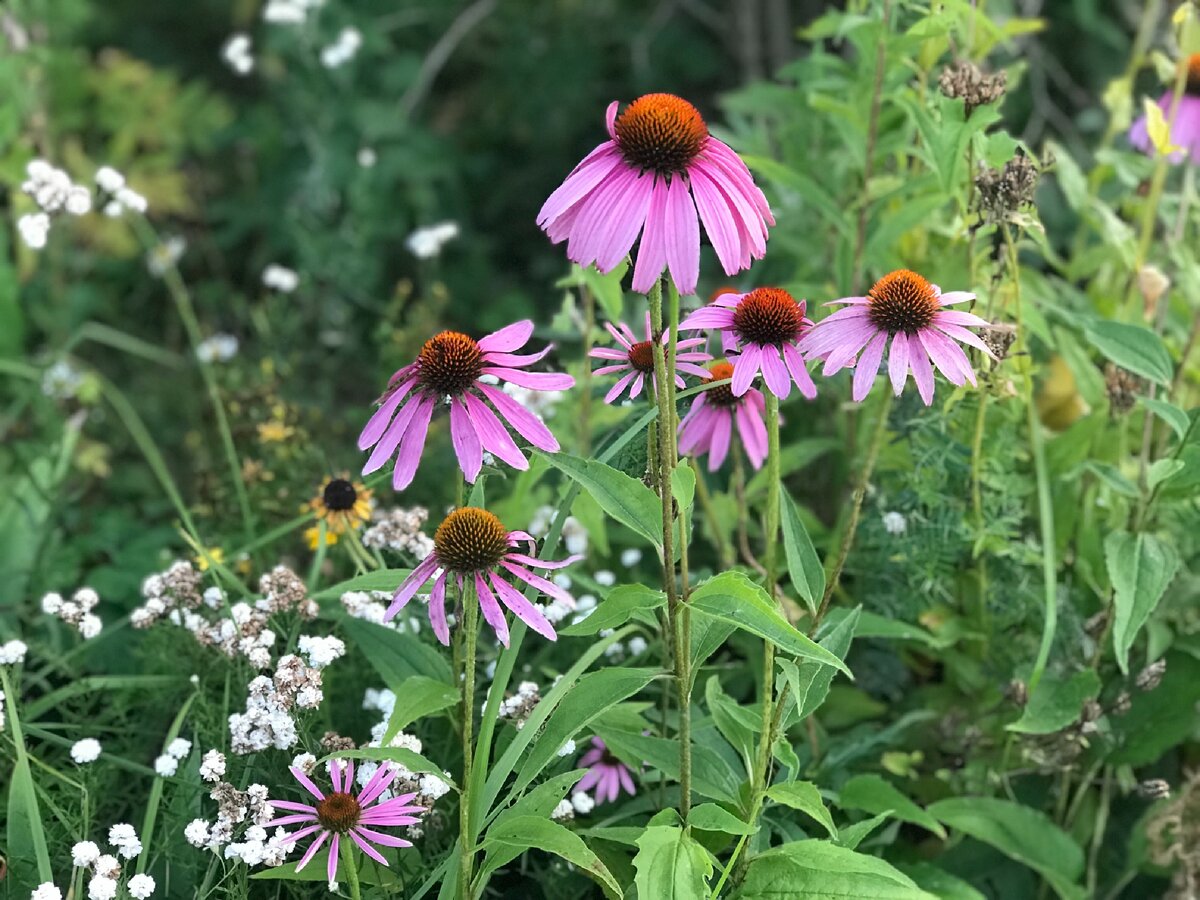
[267,760,424,883]
[1130,54,1200,164]
[679,287,816,399]
[537,94,774,295]
[386,507,580,646]
[801,269,992,405]
[678,361,767,471]
[589,313,712,403]
[358,322,574,489]
[576,738,636,804]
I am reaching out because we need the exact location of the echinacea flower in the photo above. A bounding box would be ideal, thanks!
[800,269,992,405]
[537,94,774,295]
[358,322,574,490]
[305,475,373,549]
[267,760,424,883]
[386,507,580,646]
[589,313,712,403]
[1130,54,1200,164]
[677,361,767,471]
[679,287,816,399]
[576,738,636,804]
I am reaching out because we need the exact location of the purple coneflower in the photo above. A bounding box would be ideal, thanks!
[678,361,767,471]
[1130,54,1200,164]
[589,313,712,403]
[576,738,636,804]
[387,507,579,646]
[800,269,992,405]
[679,287,816,399]
[358,322,574,490]
[267,760,423,883]
[537,94,773,295]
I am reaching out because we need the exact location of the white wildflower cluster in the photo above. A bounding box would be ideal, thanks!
[95,166,148,218]
[405,221,459,259]
[66,824,148,900]
[31,883,63,900]
[494,680,540,728]
[199,749,227,782]
[620,548,643,568]
[298,634,345,669]
[18,159,91,249]
[71,738,103,764]
[262,264,299,293]
[340,590,392,625]
[228,652,325,754]
[550,792,595,823]
[361,505,434,558]
[529,506,588,555]
[263,0,324,25]
[603,632,648,662]
[320,27,361,68]
[196,333,239,364]
[291,751,317,774]
[882,511,908,535]
[153,737,192,778]
[42,360,84,400]
[0,639,28,665]
[222,33,254,75]
[503,379,562,421]
[145,235,185,277]
[41,587,103,638]
[185,780,289,868]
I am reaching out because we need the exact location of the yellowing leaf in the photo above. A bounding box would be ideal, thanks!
[1143,98,1183,157]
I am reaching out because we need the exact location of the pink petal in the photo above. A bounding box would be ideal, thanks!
[476,572,511,647]
[605,370,638,404]
[596,173,654,272]
[264,814,317,827]
[327,835,339,884]
[270,801,317,814]
[917,328,970,386]
[908,340,936,405]
[358,378,416,451]
[708,408,732,471]
[736,400,768,467]
[632,176,670,293]
[385,553,439,619]
[934,309,989,327]
[282,823,324,847]
[759,344,792,399]
[731,343,762,396]
[477,383,559,451]
[567,165,640,269]
[781,343,817,400]
[355,827,413,849]
[933,321,994,356]
[350,830,390,867]
[481,367,574,391]
[358,763,399,808]
[664,174,701,295]
[464,393,529,470]
[852,331,887,402]
[484,345,553,368]
[290,767,326,801]
[361,393,424,475]
[294,830,328,872]
[391,396,436,490]
[450,400,484,483]
[498,561,574,606]
[489,572,557,641]
[618,765,636,796]
[689,165,740,274]
[478,320,534,353]
[537,145,622,229]
[427,571,450,645]
[678,306,736,331]
[888,332,910,396]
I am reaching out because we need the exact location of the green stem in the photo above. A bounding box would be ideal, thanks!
[341,836,362,900]
[1004,226,1057,694]
[751,390,783,803]
[812,388,892,632]
[579,284,595,457]
[970,393,991,635]
[459,581,479,899]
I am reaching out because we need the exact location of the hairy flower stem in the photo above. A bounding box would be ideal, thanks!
[459,582,479,898]
[579,284,594,456]
[1004,226,1057,694]
[812,388,892,633]
[341,838,363,900]
[850,0,890,294]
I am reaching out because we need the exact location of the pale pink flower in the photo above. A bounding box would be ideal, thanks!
[576,738,636,804]
[589,313,711,403]
[677,361,767,471]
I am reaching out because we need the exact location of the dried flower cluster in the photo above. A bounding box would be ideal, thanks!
[974,152,1040,223]
[361,505,435,558]
[939,60,1008,116]
[41,587,103,639]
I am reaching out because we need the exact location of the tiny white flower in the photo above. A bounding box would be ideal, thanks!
[93,854,120,879]
[405,221,459,259]
[357,147,377,168]
[64,185,92,216]
[18,212,51,249]
[184,818,211,847]
[71,738,102,764]
[127,874,155,899]
[262,264,299,293]
[1,639,29,665]
[31,884,63,900]
[222,33,254,75]
[550,798,574,821]
[195,333,239,364]
[199,749,226,782]
[166,737,192,759]
[627,636,648,656]
[95,167,125,193]
[557,738,576,757]
[72,839,101,867]
[571,790,595,815]
[115,187,147,214]
[108,823,141,858]
[79,614,102,639]
[594,569,615,587]
[41,592,64,615]
[87,876,117,900]
[881,511,907,536]
[620,548,643,567]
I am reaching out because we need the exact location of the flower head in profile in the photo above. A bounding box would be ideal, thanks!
[305,475,373,549]
[387,507,580,646]
[537,94,773,295]
[678,361,767,471]
[576,738,636,804]
[1130,54,1200,164]
[680,287,816,399]
[589,313,712,403]
[359,322,574,490]
[267,760,423,883]
[800,269,992,405]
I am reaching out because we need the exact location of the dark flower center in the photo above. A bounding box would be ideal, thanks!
[417,331,484,397]
[732,288,805,346]
[614,94,708,175]
[627,340,656,373]
[704,362,738,408]
[1188,53,1200,96]
[322,478,358,511]
[315,791,361,833]
[866,269,940,335]
[434,507,511,573]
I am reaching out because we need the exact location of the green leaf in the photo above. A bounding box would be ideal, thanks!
[313,568,409,600]
[1110,651,1200,765]
[928,797,1085,900]
[598,729,741,803]
[633,825,713,900]
[1140,397,1191,441]
[1105,531,1180,673]
[897,862,987,900]
[0,670,53,892]
[736,840,936,899]
[835,608,951,648]
[837,813,891,850]
[512,667,659,794]
[780,607,861,724]
[1148,458,1185,489]
[705,676,758,772]
[484,815,622,899]
[381,676,460,742]
[780,487,825,614]
[1085,321,1173,386]
[559,584,664,637]
[766,781,839,839]
[688,572,851,677]
[1082,462,1139,497]
[689,803,757,835]
[540,452,662,547]
[1006,670,1101,735]
[342,617,452,684]
[837,774,946,838]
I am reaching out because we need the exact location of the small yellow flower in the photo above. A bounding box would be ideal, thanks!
[307,474,373,537]
[258,421,295,443]
[195,547,225,571]
[305,526,339,550]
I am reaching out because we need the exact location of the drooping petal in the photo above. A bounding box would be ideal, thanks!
[908,339,936,405]
[632,175,670,293]
[918,328,971,386]
[498,561,575,606]
[355,826,414,849]
[781,343,817,400]
[477,383,559,451]
[294,829,328,871]
[427,571,450,645]
[731,343,762,397]
[385,553,439,619]
[933,321,994,356]
[595,173,654,273]
[290,766,326,801]
[476,572,511,647]
[888,332,910,396]
[350,830,390,867]
[361,393,424,475]
[450,400,484,483]
[281,823,324,847]
[391,396,437,490]
[852,332,888,402]
[358,378,416,451]
[327,835,339,884]
[463,393,529,470]
[688,165,741,275]
[736,399,768,467]
[707,408,732,471]
[489,572,557,641]
[604,370,638,404]
[478,319,534,353]
[663,174,701,295]
[759,345,792,399]
[567,165,641,270]
[537,145,623,229]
